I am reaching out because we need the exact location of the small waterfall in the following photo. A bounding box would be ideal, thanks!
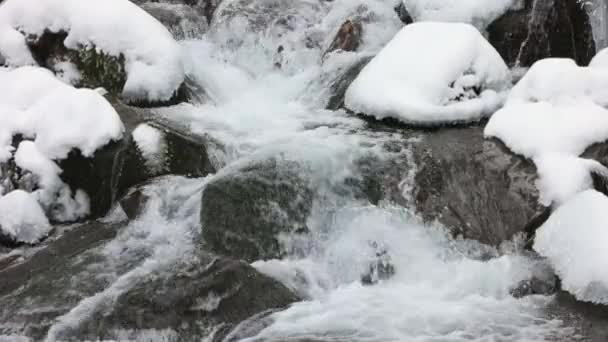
[588,0,608,50]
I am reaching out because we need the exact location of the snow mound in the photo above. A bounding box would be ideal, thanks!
[485,58,608,205]
[0,190,51,244]
[590,48,608,69]
[401,0,517,28]
[534,190,608,304]
[344,22,510,126]
[0,0,185,102]
[0,66,123,222]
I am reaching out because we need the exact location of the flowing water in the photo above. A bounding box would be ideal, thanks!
[3,0,602,340]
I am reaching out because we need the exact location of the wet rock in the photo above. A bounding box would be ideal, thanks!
[200,158,313,262]
[324,20,363,57]
[0,221,297,341]
[411,125,546,246]
[510,276,558,298]
[487,0,596,67]
[394,1,413,25]
[58,97,215,219]
[325,56,371,110]
[361,241,396,285]
[58,254,299,341]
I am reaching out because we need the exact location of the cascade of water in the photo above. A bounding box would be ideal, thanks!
[588,0,608,50]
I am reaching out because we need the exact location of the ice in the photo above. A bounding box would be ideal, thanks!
[534,190,608,304]
[0,190,51,244]
[0,0,185,102]
[485,58,608,205]
[344,22,510,126]
[401,0,518,28]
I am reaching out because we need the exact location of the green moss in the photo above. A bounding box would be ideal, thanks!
[70,48,127,95]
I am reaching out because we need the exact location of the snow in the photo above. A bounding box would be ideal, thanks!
[485,58,608,205]
[401,0,517,28]
[0,66,124,162]
[0,0,185,102]
[0,190,52,244]
[132,123,167,173]
[590,48,608,69]
[534,190,608,304]
[344,22,510,126]
[0,66,122,223]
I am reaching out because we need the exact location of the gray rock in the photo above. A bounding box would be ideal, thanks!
[487,0,596,67]
[200,158,313,262]
[54,254,299,341]
[411,125,545,245]
[325,56,371,111]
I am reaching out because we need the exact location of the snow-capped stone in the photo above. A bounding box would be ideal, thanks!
[0,0,185,102]
[0,190,52,244]
[345,21,510,125]
[534,190,608,304]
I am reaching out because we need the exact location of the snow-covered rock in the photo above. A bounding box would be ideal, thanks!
[0,190,52,244]
[590,48,608,68]
[344,22,510,126]
[0,66,123,225]
[401,0,517,29]
[534,190,608,304]
[0,0,185,103]
[485,58,608,205]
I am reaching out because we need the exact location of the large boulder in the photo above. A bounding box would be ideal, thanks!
[58,97,215,219]
[200,158,314,262]
[0,220,297,341]
[410,125,546,245]
[52,254,298,341]
[487,0,596,67]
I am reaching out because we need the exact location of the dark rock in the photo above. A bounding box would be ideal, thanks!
[58,97,215,219]
[324,20,363,57]
[487,0,596,67]
[0,220,297,341]
[394,1,413,25]
[546,291,608,341]
[56,255,298,341]
[361,241,396,285]
[325,56,371,110]
[411,125,546,246]
[200,158,313,262]
[119,186,151,220]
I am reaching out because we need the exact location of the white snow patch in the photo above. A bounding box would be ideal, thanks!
[0,66,121,223]
[590,47,608,69]
[0,190,51,244]
[53,61,82,85]
[0,0,185,102]
[485,58,608,205]
[132,123,166,174]
[401,0,518,28]
[534,190,608,304]
[344,22,510,126]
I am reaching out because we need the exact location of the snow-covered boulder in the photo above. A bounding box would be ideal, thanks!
[400,0,516,29]
[485,58,608,206]
[590,48,608,68]
[0,66,123,224]
[534,190,608,304]
[487,0,596,67]
[0,0,186,104]
[0,190,52,245]
[344,22,510,126]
